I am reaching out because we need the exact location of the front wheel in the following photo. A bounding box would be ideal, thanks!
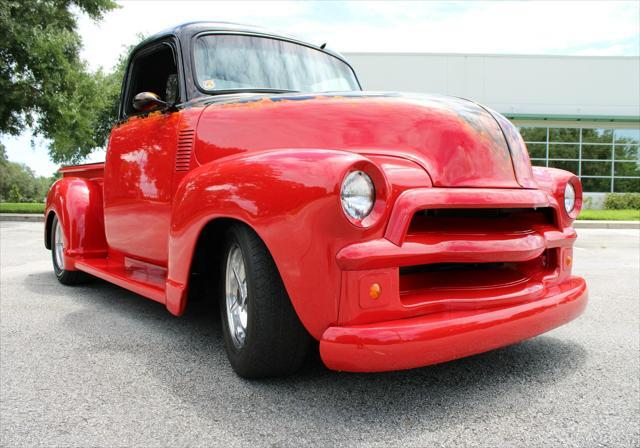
[219,224,310,378]
[50,215,85,285]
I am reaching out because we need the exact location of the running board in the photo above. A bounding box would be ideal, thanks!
[75,257,166,303]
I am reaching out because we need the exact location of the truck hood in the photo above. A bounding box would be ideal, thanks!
[195,92,528,188]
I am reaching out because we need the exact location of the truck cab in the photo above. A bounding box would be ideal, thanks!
[45,22,587,377]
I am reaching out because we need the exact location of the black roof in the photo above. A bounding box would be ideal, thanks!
[134,21,348,64]
[119,21,361,117]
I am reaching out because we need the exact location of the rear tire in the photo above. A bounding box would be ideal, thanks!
[219,224,310,378]
[51,215,85,285]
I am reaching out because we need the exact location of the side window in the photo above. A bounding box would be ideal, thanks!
[125,42,178,116]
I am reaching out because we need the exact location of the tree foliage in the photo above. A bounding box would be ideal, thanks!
[0,0,118,164]
[0,142,56,202]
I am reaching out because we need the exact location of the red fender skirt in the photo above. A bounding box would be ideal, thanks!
[320,277,587,372]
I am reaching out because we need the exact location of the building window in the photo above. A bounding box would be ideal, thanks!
[517,125,640,193]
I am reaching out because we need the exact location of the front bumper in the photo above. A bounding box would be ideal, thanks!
[320,276,587,372]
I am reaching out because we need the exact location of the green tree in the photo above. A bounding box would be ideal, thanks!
[0,142,56,202]
[8,185,22,202]
[0,0,117,164]
[92,49,130,149]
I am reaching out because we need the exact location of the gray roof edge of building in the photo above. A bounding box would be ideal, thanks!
[506,113,640,123]
[342,51,640,60]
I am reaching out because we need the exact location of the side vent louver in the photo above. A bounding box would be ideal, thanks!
[176,129,195,172]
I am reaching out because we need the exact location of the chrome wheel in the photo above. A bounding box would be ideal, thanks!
[53,219,65,271]
[225,243,248,349]
[218,224,311,377]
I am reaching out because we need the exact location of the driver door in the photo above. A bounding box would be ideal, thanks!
[104,40,181,266]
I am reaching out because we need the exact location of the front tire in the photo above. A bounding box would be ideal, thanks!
[50,215,85,285]
[219,224,310,378]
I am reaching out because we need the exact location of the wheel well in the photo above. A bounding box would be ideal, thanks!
[187,217,246,303]
[44,211,56,250]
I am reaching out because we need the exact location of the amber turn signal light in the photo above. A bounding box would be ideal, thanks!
[369,283,382,299]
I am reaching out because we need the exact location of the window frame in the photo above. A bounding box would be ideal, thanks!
[119,36,184,120]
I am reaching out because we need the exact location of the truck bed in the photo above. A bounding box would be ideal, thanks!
[59,162,105,180]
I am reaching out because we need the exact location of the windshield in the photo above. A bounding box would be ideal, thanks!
[193,34,360,93]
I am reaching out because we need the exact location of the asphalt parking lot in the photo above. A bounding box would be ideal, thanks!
[1,221,638,447]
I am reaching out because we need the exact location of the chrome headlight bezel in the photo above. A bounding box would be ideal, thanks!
[564,182,576,214]
[560,176,583,221]
[340,170,375,222]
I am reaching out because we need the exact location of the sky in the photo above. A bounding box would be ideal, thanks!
[4,0,640,176]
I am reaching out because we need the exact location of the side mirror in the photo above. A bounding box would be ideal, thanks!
[132,92,168,112]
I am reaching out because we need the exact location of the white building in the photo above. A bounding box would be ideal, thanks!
[344,52,640,194]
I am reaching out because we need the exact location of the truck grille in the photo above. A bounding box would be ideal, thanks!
[399,207,559,311]
[399,251,557,307]
[407,207,557,235]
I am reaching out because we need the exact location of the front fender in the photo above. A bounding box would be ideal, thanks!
[532,166,583,227]
[45,177,107,269]
[167,149,394,338]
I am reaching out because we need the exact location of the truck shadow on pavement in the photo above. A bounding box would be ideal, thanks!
[24,270,588,443]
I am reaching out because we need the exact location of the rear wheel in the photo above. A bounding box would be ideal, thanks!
[51,215,84,285]
[219,224,310,378]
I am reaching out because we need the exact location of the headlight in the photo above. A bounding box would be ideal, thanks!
[564,182,576,213]
[341,171,375,220]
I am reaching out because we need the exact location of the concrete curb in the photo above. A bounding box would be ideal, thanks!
[0,213,639,229]
[573,220,639,229]
[0,213,44,222]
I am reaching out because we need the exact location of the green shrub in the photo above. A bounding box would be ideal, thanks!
[604,193,640,210]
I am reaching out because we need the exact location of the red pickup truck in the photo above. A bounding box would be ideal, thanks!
[45,22,587,378]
